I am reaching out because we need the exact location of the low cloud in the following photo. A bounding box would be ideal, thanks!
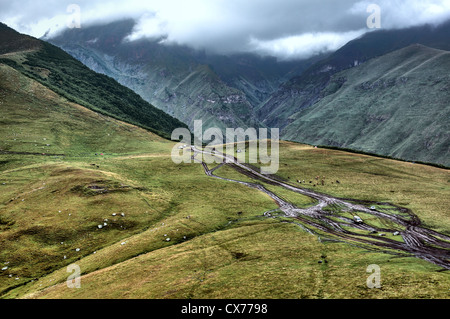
[349,0,450,29]
[1,0,449,60]
[249,30,367,60]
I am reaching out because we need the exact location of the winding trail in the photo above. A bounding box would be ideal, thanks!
[190,146,450,270]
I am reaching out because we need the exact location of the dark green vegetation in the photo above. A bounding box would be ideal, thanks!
[0,22,187,139]
[0,23,41,54]
[0,62,167,156]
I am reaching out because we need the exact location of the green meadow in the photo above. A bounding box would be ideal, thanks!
[1,141,449,298]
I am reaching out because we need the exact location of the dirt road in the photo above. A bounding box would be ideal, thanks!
[191,146,450,270]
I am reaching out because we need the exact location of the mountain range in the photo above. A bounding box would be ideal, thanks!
[47,19,450,166]
[47,19,320,131]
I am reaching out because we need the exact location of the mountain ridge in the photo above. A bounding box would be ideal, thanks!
[282,44,450,166]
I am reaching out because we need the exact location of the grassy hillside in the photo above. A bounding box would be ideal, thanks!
[283,45,450,166]
[1,139,448,299]
[0,63,168,156]
[0,23,188,139]
[255,21,450,167]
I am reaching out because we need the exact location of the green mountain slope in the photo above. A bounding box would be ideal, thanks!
[0,23,188,139]
[283,44,450,166]
[257,21,450,131]
[0,62,168,156]
[0,52,178,296]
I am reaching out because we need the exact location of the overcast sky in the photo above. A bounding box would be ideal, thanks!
[1,0,450,60]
